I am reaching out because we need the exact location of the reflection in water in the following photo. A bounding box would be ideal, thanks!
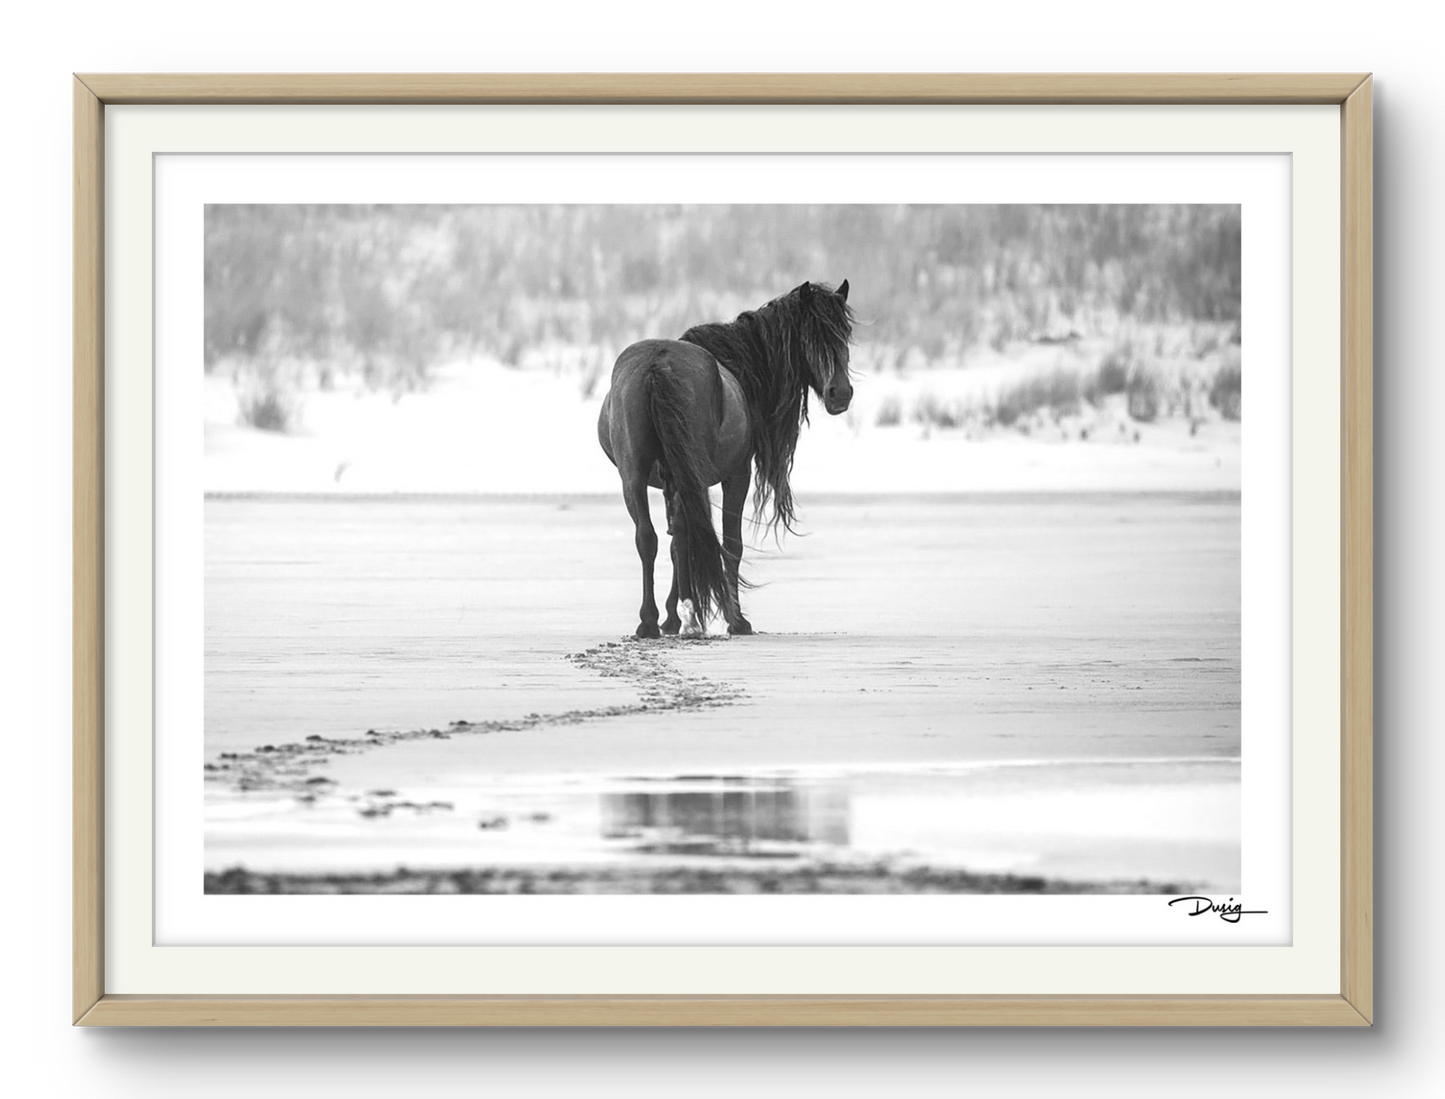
[602,777,849,857]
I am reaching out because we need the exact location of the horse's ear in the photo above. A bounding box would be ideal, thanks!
[837,279,849,302]
[797,281,813,303]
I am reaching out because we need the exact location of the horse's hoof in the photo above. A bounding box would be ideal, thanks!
[634,623,661,639]
[661,617,682,635]
[727,619,754,636]
[676,600,704,639]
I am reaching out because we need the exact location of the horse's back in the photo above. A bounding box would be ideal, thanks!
[612,339,721,401]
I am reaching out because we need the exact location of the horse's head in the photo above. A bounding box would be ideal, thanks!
[795,279,854,415]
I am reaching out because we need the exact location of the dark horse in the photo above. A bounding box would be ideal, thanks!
[597,280,854,638]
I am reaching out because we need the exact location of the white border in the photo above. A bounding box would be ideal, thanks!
[108,104,1339,994]
[155,153,1287,948]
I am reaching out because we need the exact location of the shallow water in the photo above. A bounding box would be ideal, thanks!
[207,760,1240,889]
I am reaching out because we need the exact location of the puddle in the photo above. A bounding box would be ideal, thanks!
[601,777,849,857]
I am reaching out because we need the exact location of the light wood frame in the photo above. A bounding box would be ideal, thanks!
[72,73,1373,1027]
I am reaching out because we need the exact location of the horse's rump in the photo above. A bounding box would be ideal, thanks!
[602,341,724,477]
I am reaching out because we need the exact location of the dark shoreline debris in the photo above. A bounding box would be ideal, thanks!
[203,862,1190,896]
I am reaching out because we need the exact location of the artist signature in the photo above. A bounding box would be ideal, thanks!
[1167,896,1269,924]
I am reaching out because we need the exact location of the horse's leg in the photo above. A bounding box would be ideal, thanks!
[669,487,702,636]
[721,471,753,635]
[661,485,682,634]
[622,475,660,639]
[661,546,682,634]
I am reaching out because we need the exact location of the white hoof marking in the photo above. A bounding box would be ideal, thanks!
[681,600,704,638]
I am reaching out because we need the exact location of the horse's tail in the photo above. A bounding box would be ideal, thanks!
[648,367,738,627]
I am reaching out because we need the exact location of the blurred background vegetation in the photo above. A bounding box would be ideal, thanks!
[205,204,1241,432]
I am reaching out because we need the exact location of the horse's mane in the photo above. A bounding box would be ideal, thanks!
[680,282,853,535]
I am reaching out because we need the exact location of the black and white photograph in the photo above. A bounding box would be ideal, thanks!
[199,200,1245,900]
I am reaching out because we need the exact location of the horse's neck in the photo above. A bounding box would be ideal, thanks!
[689,318,805,431]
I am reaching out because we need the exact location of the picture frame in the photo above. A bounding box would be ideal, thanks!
[73,72,1373,1026]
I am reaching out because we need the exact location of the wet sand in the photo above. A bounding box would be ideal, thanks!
[204,493,1240,892]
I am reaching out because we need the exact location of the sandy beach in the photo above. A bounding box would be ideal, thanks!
[204,492,1240,892]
